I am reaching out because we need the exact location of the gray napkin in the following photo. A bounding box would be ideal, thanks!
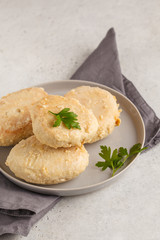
[0,27,160,237]
[71,28,160,149]
[0,173,60,236]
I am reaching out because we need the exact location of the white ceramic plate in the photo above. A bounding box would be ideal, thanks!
[0,80,145,196]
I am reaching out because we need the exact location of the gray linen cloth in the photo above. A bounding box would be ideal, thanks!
[71,28,160,148]
[0,28,159,236]
[0,174,60,236]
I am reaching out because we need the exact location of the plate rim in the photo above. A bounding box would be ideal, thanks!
[0,79,146,194]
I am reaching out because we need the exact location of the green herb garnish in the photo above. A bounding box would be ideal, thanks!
[95,143,147,176]
[49,108,81,130]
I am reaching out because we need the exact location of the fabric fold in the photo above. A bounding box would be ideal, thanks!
[71,28,160,149]
[0,197,60,236]
[0,173,60,236]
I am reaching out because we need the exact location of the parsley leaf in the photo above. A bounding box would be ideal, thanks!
[96,143,147,176]
[97,146,122,172]
[52,114,61,127]
[49,108,81,130]
[129,143,146,155]
[118,147,128,157]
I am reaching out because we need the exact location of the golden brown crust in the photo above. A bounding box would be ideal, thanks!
[0,87,48,146]
[5,136,89,185]
[30,95,99,148]
[65,86,121,142]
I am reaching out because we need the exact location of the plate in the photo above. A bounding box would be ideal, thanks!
[0,80,145,196]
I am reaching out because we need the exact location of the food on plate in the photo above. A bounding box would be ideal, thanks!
[65,86,121,142]
[30,95,99,148]
[2,84,123,186]
[0,87,48,146]
[5,136,89,184]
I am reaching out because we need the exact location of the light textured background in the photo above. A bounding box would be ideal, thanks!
[0,0,160,239]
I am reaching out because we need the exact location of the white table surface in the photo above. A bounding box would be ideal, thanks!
[0,0,160,239]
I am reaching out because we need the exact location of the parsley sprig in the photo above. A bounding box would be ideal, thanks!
[49,108,81,130]
[96,143,147,176]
